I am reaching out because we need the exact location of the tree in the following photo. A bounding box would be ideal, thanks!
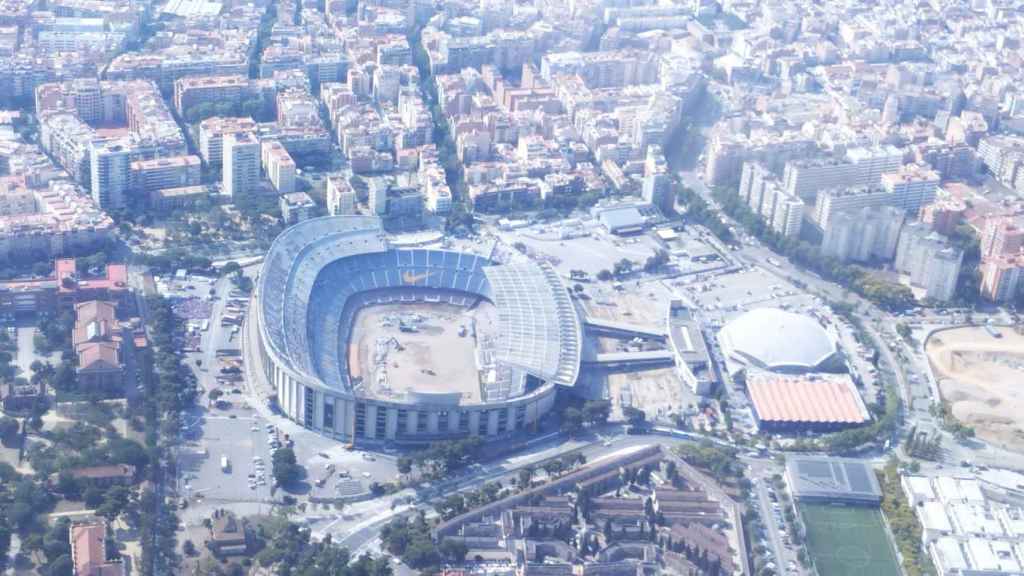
[272,447,301,487]
[97,485,133,521]
[55,471,81,499]
[517,467,534,490]
[623,406,646,426]
[582,400,611,426]
[596,269,613,281]
[0,416,18,445]
[613,258,634,277]
[44,554,73,576]
[83,485,104,509]
[397,457,412,475]
[183,539,198,557]
[560,407,584,435]
[439,538,468,564]
[435,494,466,520]
[220,261,241,276]
[643,249,670,273]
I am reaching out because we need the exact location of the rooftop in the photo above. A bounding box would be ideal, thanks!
[747,372,870,426]
[785,456,881,503]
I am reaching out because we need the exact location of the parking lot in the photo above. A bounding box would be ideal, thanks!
[177,409,275,505]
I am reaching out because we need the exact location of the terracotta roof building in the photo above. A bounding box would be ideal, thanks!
[73,300,124,393]
[70,521,123,576]
[746,372,870,433]
[69,464,135,487]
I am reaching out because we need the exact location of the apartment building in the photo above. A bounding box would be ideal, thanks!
[881,163,940,212]
[222,132,260,200]
[895,222,963,302]
[129,155,201,193]
[198,117,258,167]
[980,253,1024,303]
[261,140,296,194]
[821,205,905,264]
[88,140,130,210]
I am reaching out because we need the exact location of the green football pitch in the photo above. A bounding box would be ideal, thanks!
[799,503,902,576]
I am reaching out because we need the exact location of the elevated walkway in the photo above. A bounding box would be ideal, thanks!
[581,350,675,371]
[583,317,667,341]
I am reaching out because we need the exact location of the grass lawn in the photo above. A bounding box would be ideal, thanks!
[800,503,902,576]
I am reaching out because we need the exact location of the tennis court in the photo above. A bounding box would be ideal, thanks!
[800,503,901,576]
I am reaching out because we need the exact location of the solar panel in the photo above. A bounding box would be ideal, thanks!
[844,461,873,494]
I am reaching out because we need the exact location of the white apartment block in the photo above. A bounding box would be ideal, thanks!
[326,175,357,216]
[89,140,131,210]
[783,145,903,200]
[881,164,940,213]
[223,132,260,201]
[261,141,296,194]
[813,186,896,230]
[198,117,259,167]
[820,205,905,263]
[130,155,201,192]
[895,222,963,302]
[769,193,804,238]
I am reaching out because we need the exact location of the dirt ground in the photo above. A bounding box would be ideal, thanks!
[349,302,496,402]
[583,281,673,326]
[927,326,1024,452]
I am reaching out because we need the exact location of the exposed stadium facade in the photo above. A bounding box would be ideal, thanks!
[250,216,582,443]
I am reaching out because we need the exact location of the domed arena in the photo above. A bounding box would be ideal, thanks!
[717,308,841,374]
[250,216,582,444]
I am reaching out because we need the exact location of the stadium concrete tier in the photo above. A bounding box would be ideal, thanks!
[251,216,582,444]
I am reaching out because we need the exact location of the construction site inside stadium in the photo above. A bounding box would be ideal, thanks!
[250,215,583,443]
[348,301,498,403]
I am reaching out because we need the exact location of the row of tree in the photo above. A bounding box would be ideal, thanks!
[560,400,611,435]
[255,522,394,576]
[380,513,467,570]
[878,459,936,576]
[708,186,916,310]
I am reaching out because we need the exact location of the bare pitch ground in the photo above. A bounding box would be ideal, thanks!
[926,326,1024,452]
[349,302,497,403]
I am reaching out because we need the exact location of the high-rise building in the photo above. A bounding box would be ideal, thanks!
[769,191,804,238]
[222,132,260,200]
[326,175,357,215]
[642,145,673,214]
[821,205,905,263]
[925,248,964,303]
[261,141,296,194]
[130,155,202,193]
[813,186,895,230]
[783,145,903,200]
[981,216,1024,258]
[89,140,131,210]
[880,164,940,212]
[737,161,802,237]
[739,161,771,208]
[980,253,1024,303]
[198,117,259,166]
[895,222,963,302]
[978,135,1024,186]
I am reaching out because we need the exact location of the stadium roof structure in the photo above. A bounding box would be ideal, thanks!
[785,456,882,504]
[718,308,839,373]
[257,215,581,397]
[484,262,581,385]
